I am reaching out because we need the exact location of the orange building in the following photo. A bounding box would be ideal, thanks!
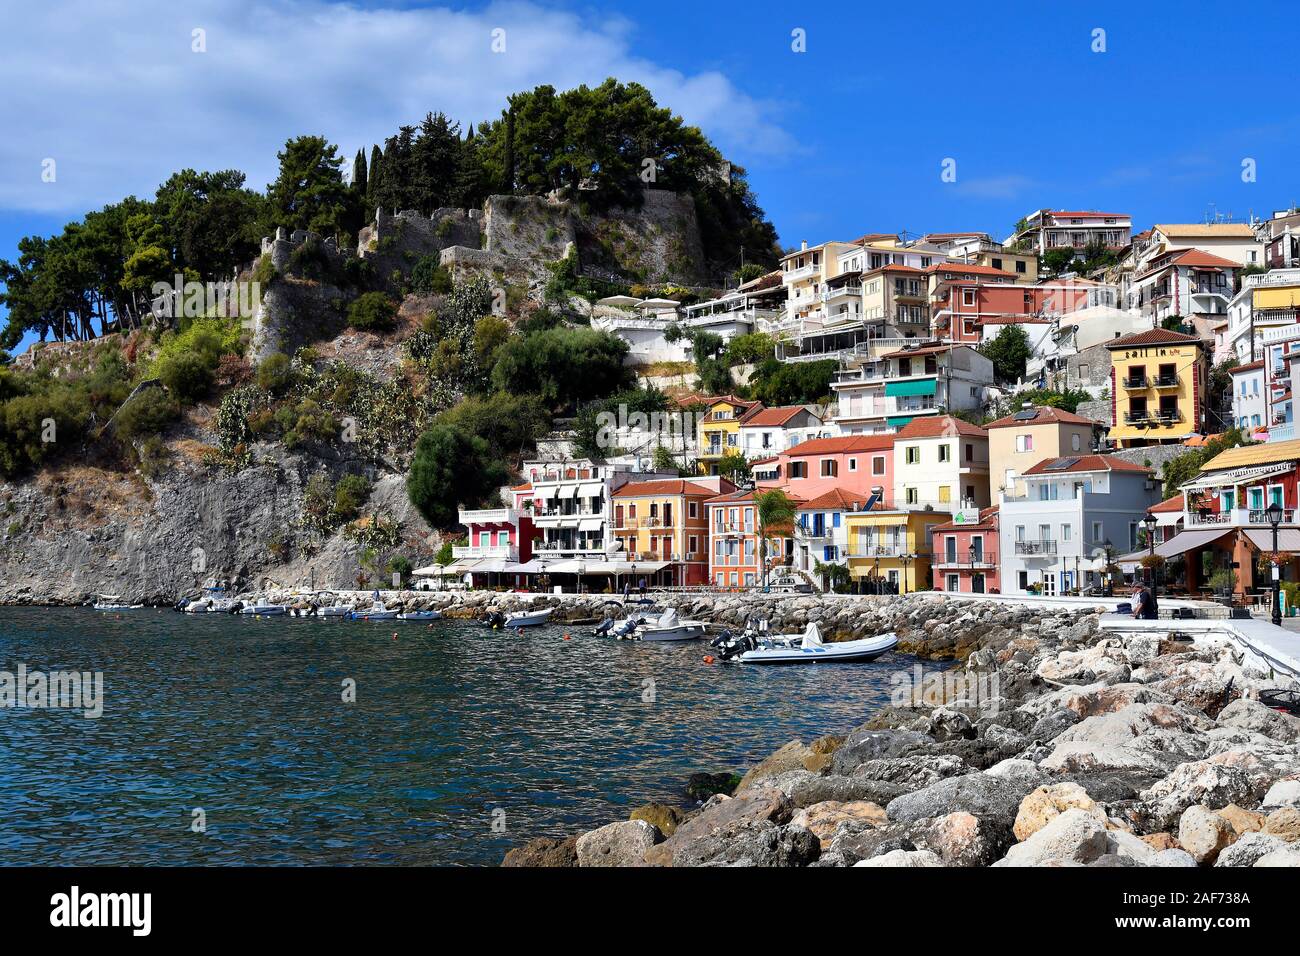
[705,488,802,589]
[611,478,731,586]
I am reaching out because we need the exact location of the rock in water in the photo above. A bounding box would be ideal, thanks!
[576,820,661,867]
[501,835,579,867]
[630,803,684,837]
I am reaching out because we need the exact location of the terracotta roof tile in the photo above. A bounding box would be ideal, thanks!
[784,434,896,456]
[985,406,1097,429]
[1022,454,1153,476]
[895,416,988,439]
[1105,328,1204,349]
[613,479,729,497]
[740,405,813,427]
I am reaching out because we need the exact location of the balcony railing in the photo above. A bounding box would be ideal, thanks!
[458,507,519,524]
[847,545,914,559]
[1187,507,1297,527]
[1124,376,1149,389]
[1014,540,1057,556]
[1125,410,1182,425]
[1153,374,1180,388]
[452,543,519,560]
[932,552,997,568]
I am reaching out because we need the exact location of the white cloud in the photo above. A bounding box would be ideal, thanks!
[0,0,793,214]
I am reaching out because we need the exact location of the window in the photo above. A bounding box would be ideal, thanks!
[906,488,919,505]
[688,535,698,554]
[962,289,976,306]
[992,258,1003,270]
[939,445,951,462]
[1249,487,1265,510]
[1018,571,1029,590]
[789,461,807,479]
[1061,524,1072,542]
[872,456,885,475]
[848,458,858,472]
[821,459,838,477]
[939,485,951,503]
[1015,260,1026,274]
[1071,434,1081,452]
[1092,521,1103,543]
[1016,434,1033,453]
[905,447,920,465]
[965,444,974,462]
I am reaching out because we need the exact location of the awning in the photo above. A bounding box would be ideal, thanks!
[505,560,544,574]
[884,378,937,398]
[1243,529,1300,552]
[1152,527,1235,559]
[578,482,604,498]
[470,558,510,573]
[578,517,603,532]
[1181,464,1292,491]
[886,416,915,429]
[543,560,669,575]
[557,485,578,499]
[434,560,480,574]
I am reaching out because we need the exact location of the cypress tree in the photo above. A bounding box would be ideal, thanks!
[502,106,515,195]
[352,148,368,195]
[367,144,383,213]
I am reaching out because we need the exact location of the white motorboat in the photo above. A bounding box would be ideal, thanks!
[208,597,239,613]
[182,598,212,613]
[93,594,142,610]
[397,609,441,621]
[718,623,898,664]
[635,608,708,642]
[317,604,354,618]
[349,603,399,621]
[504,607,553,628]
[240,602,288,616]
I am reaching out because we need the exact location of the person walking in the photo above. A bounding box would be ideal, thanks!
[1131,582,1159,620]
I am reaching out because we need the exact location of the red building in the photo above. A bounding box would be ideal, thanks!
[931,507,1000,594]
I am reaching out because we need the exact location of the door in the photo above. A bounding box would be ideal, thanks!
[1042,573,1057,596]
[972,573,986,594]
[945,573,960,591]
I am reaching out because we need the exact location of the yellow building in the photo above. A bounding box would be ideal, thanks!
[611,478,732,586]
[844,509,950,594]
[1105,328,1207,448]
[695,395,762,475]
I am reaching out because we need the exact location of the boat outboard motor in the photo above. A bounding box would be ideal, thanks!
[483,610,507,629]
[594,615,615,637]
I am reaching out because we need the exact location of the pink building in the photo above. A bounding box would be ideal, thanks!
[753,434,894,506]
[455,483,537,588]
[931,507,1000,594]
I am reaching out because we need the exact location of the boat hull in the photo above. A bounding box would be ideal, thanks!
[636,624,707,642]
[738,634,898,665]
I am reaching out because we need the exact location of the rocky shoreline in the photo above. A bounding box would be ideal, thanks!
[499,602,1300,868]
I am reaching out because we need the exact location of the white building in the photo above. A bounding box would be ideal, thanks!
[1229,361,1267,438]
[891,415,991,514]
[738,405,830,458]
[999,455,1162,596]
[1143,223,1263,270]
[1006,210,1132,256]
[831,344,994,435]
[1126,248,1238,331]
[792,488,863,589]
[1224,269,1300,364]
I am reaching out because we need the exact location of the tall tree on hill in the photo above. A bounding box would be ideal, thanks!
[373,126,417,214]
[502,105,515,195]
[366,144,383,215]
[153,169,264,280]
[264,135,353,236]
[411,112,463,211]
[351,148,368,195]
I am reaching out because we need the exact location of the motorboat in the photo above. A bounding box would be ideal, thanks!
[349,602,400,621]
[594,613,647,639]
[239,602,288,616]
[208,597,240,613]
[93,594,142,610]
[397,609,441,621]
[181,597,212,613]
[504,607,553,628]
[712,621,897,664]
[317,603,354,618]
[634,608,708,642]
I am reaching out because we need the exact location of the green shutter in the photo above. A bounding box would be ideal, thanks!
[884,377,938,397]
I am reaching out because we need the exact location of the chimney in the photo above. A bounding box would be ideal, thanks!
[801,240,808,251]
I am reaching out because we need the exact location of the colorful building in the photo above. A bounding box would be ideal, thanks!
[892,415,991,514]
[453,483,538,588]
[830,344,994,434]
[1106,328,1208,448]
[986,406,1101,499]
[704,487,798,589]
[931,507,1000,594]
[611,477,733,587]
[792,487,868,589]
[753,434,894,504]
[737,405,826,459]
[695,395,763,474]
[1006,209,1132,256]
[844,508,950,594]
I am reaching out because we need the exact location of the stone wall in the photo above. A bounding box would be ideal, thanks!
[577,189,709,287]
[1110,443,1189,480]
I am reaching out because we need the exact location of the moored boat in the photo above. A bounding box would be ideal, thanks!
[634,608,707,642]
[713,622,898,664]
[92,594,142,610]
[397,609,441,621]
[240,602,288,616]
[503,607,552,628]
[349,602,399,621]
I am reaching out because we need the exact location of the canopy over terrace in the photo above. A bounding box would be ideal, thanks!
[1180,464,1292,492]
[539,559,672,591]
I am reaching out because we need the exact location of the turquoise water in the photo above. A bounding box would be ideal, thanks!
[0,607,914,865]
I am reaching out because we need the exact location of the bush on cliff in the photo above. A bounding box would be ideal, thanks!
[407,422,508,529]
[112,386,180,441]
[347,292,398,332]
[490,325,633,410]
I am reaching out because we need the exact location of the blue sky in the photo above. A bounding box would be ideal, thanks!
[4,0,1300,352]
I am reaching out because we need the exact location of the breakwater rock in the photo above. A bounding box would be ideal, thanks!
[502,602,1300,868]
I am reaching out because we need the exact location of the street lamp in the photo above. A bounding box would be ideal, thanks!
[1267,501,1284,626]
[1141,513,1158,594]
[899,553,913,596]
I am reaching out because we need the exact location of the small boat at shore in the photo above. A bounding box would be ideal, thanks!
[713,622,897,664]
[634,608,707,642]
[350,602,399,621]
[240,602,288,616]
[397,609,440,621]
[504,606,553,628]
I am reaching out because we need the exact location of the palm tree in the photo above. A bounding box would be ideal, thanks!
[755,489,798,588]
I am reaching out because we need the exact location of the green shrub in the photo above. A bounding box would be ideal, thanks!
[113,386,180,441]
[411,255,453,294]
[347,292,398,331]
[256,353,294,395]
[155,350,214,403]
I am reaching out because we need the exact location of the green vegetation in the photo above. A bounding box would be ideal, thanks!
[407,423,509,529]
[980,324,1033,384]
[746,358,836,406]
[410,255,453,294]
[490,324,634,410]
[346,292,399,331]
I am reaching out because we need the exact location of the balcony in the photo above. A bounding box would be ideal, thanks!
[1187,507,1296,528]
[1015,540,1057,556]
[795,524,832,540]
[1123,375,1149,389]
[1125,409,1182,425]
[848,545,914,559]
[932,552,997,569]
[458,507,519,525]
[784,263,817,283]
[452,543,519,561]
[1153,373,1180,388]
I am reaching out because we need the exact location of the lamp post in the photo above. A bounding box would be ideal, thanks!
[1142,512,1158,595]
[968,543,978,594]
[899,553,913,596]
[1267,501,1283,626]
